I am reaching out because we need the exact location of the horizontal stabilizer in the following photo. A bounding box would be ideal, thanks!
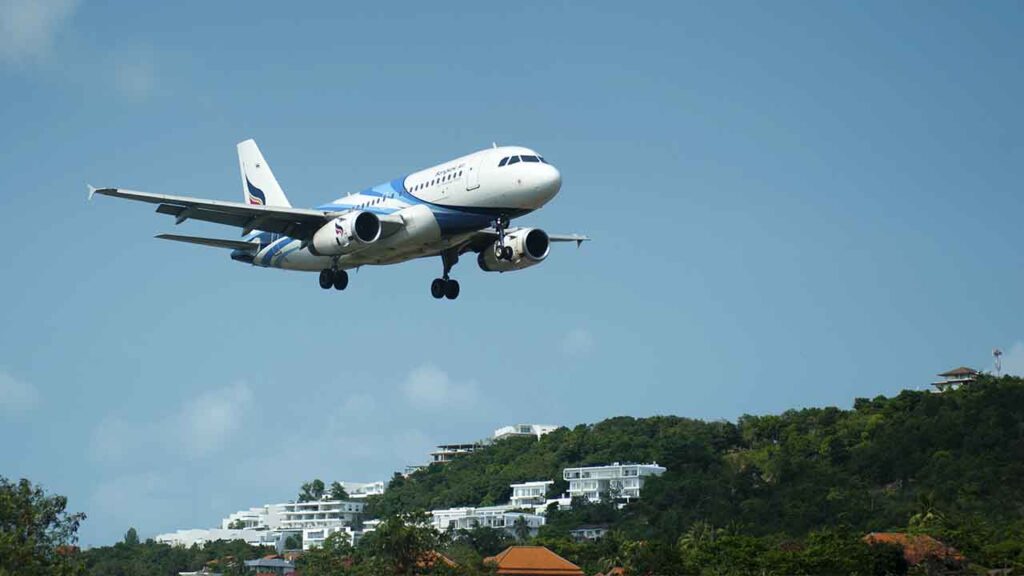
[155,234,261,251]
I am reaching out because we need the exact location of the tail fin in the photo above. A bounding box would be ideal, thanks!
[237,139,292,207]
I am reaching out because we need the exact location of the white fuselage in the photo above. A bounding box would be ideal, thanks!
[243,146,561,271]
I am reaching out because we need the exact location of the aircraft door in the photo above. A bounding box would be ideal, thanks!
[466,156,481,191]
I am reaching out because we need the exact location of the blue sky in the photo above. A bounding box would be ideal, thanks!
[1,0,1022,546]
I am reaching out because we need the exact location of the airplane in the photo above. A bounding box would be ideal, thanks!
[90,140,588,300]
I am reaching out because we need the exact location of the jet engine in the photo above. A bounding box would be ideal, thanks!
[477,228,550,272]
[309,211,381,256]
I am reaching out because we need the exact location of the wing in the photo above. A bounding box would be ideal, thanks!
[90,186,334,239]
[460,227,591,253]
[155,234,262,250]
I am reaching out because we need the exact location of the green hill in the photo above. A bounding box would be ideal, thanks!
[370,375,1024,568]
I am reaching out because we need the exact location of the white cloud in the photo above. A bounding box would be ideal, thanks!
[176,382,253,458]
[0,0,79,65]
[88,382,254,463]
[997,342,1024,377]
[562,328,595,357]
[401,364,478,410]
[0,370,39,413]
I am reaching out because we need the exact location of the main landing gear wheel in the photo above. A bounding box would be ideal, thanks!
[333,270,349,290]
[431,249,461,300]
[443,279,460,300]
[430,278,460,300]
[431,278,446,299]
[319,269,335,289]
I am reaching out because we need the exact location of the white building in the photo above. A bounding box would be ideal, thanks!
[155,527,281,549]
[493,424,559,441]
[563,462,666,502]
[510,480,554,509]
[339,481,385,499]
[430,504,545,536]
[430,442,482,464]
[221,506,273,530]
[278,500,365,532]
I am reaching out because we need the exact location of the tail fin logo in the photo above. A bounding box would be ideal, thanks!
[245,176,267,206]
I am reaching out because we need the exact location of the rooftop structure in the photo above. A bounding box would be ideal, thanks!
[338,480,385,499]
[243,557,295,576]
[430,504,546,536]
[510,480,554,509]
[155,528,281,549]
[494,424,559,441]
[563,462,666,503]
[932,366,979,392]
[569,524,610,541]
[430,442,482,464]
[485,546,585,576]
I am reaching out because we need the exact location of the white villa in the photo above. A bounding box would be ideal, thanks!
[493,424,559,441]
[563,462,666,502]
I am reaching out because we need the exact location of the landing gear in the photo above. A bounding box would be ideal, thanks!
[430,278,460,300]
[431,249,461,300]
[333,270,348,290]
[319,269,334,289]
[494,214,513,260]
[319,268,348,291]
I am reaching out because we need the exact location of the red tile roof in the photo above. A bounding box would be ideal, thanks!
[484,546,585,576]
[863,532,965,565]
[938,367,978,377]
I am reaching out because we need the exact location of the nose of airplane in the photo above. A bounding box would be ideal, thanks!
[536,163,562,203]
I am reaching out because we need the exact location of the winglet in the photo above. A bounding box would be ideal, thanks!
[87,184,97,200]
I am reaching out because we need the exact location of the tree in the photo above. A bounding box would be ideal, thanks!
[297,531,354,576]
[329,481,349,501]
[123,527,139,546]
[299,479,326,502]
[0,476,86,576]
[513,516,531,542]
[357,513,442,575]
[285,533,303,551]
[227,519,246,529]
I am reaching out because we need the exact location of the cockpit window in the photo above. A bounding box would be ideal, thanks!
[521,155,540,163]
[507,156,521,165]
[498,157,509,167]
[539,157,547,163]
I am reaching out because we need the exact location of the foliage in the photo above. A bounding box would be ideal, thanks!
[330,481,350,501]
[0,476,86,576]
[297,531,354,576]
[373,376,1024,572]
[299,478,326,502]
[79,537,274,576]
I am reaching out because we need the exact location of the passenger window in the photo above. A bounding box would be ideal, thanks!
[507,156,520,165]
[498,157,509,167]
[522,155,540,163]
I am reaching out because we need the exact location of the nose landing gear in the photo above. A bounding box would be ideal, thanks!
[431,249,461,300]
[493,214,513,261]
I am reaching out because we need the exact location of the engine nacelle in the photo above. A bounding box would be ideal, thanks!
[478,228,550,272]
[309,211,381,256]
